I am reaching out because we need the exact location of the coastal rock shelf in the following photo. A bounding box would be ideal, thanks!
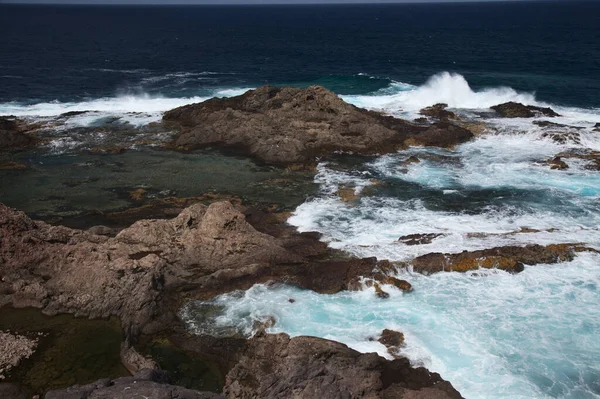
[164,85,474,165]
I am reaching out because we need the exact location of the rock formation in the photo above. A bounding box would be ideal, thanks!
[0,116,39,151]
[164,85,474,165]
[412,243,595,274]
[419,103,458,121]
[224,333,463,399]
[491,102,560,118]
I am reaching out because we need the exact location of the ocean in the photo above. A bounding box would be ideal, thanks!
[2,1,600,398]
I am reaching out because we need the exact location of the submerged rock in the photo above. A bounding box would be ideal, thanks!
[491,102,560,118]
[412,244,595,274]
[164,85,474,165]
[224,333,463,399]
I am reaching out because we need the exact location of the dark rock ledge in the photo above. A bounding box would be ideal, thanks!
[163,85,474,165]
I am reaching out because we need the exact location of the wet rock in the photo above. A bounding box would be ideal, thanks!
[403,155,421,165]
[419,103,458,121]
[373,282,390,299]
[252,316,276,334]
[399,233,444,245]
[491,102,560,118]
[336,186,359,202]
[129,188,147,202]
[540,131,581,145]
[376,276,413,292]
[533,120,580,129]
[120,343,159,375]
[44,369,224,399]
[554,150,600,171]
[594,122,600,132]
[87,146,127,155]
[413,117,429,124]
[0,383,30,399]
[405,123,474,148]
[57,110,91,119]
[0,116,39,151]
[0,161,28,170]
[164,85,474,165]
[412,244,595,274]
[224,333,464,399]
[378,329,406,359]
[548,156,569,170]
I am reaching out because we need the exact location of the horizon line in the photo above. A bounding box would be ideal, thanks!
[0,0,563,5]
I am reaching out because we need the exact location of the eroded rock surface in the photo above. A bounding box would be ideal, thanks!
[44,369,224,399]
[0,201,378,336]
[164,86,473,165]
[491,102,560,118]
[0,331,38,379]
[419,103,458,121]
[0,116,39,151]
[412,244,594,274]
[224,333,463,399]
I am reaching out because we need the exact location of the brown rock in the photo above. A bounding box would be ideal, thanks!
[548,157,569,170]
[403,155,421,165]
[0,116,39,151]
[0,161,28,170]
[337,186,359,202]
[120,343,159,375]
[419,103,458,121]
[378,329,406,359]
[378,276,413,292]
[407,123,474,148]
[164,86,473,165]
[224,333,463,399]
[491,102,560,118]
[399,233,444,245]
[373,282,390,299]
[129,188,147,202]
[412,244,594,274]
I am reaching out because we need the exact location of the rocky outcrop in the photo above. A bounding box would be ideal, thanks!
[378,329,406,359]
[553,150,600,171]
[224,333,463,399]
[491,102,560,118]
[44,369,224,399]
[0,116,39,151]
[419,103,458,121]
[412,244,595,274]
[164,86,473,165]
[0,201,379,336]
[548,156,569,170]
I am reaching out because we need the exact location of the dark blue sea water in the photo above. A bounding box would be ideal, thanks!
[1,1,599,107]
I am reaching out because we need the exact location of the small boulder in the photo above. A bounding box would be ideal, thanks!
[378,329,406,358]
[373,282,390,299]
[548,157,569,170]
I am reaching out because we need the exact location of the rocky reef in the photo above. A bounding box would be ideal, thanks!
[164,85,473,165]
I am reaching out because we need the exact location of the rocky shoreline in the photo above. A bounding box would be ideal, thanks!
[1,86,591,398]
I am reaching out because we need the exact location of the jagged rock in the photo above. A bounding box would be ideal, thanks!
[404,155,421,165]
[0,201,379,336]
[541,131,581,145]
[399,233,444,245]
[548,156,569,170]
[44,369,224,399]
[419,103,458,121]
[373,282,390,299]
[0,116,39,151]
[376,276,413,292]
[491,102,560,118]
[164,86,474,165]
[412,244,595,274]
[224,333,463,399]
[405,123,474,148]
[120,343,159,375]
[378,329,406,359]
[554,150,600,171]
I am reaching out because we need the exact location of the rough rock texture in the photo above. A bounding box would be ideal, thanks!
[548,156,569,170]
[419,104,458,121]
[164,86,474,165]
[44,369,224,399]
[0,201,379,336]
[0,116,39,151]
[399,233,444,246]
[378,329,406,359]
[0,331,38,379]
[412,244,595,274]
[491,102,560,118]
[224,333,463,399]
[554,150,600,171]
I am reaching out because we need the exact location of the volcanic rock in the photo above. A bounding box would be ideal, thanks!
[412,244,595,274]
[45,369,224,399]
[491,102,560,118]
[0,116,39,151]
[548,156,569,170]
[399,233,444,245]
[224,333,463,399]
[378,329,406,359]
[0,201,379,336]
[164,85,474,165]
[405,123,474,148]
[419,103,458,121]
